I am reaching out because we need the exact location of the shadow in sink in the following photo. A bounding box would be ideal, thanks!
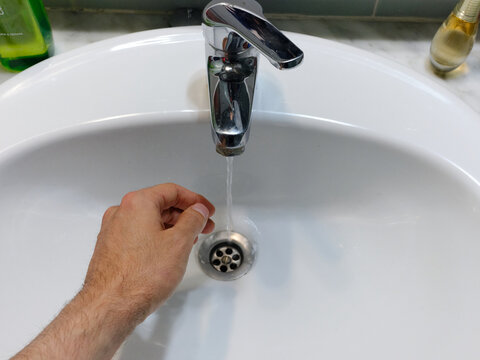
[118,285,236,360]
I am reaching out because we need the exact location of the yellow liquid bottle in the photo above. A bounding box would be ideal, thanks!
[0,0,54,72]
[430,0,480,72]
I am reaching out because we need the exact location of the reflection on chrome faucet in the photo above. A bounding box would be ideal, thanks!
[202,0,304,156]
[207,34,257,155]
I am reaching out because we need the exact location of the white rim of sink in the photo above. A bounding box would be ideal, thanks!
[0,27,479,188]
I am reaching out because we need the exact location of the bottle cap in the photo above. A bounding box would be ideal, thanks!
[454,0,480,23]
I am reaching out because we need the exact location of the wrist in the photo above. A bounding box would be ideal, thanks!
[12,286,143,360]
[75,286,147,332]
[81,273,172,324]
[54,287,144,359]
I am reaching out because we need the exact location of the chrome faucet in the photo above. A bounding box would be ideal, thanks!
[202,0,304,156]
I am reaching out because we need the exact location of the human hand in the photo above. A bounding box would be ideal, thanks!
[82,183,215,322]
[12,183,215,360]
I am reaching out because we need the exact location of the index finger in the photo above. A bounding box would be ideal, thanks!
[138,183,215,216]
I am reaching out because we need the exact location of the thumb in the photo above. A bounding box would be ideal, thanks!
[172,203,210,241]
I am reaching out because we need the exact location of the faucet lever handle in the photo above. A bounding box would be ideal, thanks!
[203,0,304,69]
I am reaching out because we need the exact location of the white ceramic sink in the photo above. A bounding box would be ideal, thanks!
[1,27,480,359]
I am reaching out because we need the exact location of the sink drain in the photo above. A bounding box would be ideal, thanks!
[197,231,255,281]
[210,243,243,273]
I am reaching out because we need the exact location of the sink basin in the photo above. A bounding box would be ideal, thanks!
[1,27,480,359]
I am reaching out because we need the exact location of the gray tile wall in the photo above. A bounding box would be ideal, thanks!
[43,0,459,18]
[375,0,456,18]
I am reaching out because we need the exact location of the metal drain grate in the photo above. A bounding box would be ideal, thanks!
[210,243,243,272]
[197,230,255,281]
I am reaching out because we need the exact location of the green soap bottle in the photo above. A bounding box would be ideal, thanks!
[0,0,54,72]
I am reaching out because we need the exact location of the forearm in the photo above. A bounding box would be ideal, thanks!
[12,289,143,360]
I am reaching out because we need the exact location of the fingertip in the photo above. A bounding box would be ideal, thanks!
[191,203,210,220]
[208,204,216,217]
[172,203,211,241]
[201,219,215,234]
[204,200,215,215]
[196,195,215,217]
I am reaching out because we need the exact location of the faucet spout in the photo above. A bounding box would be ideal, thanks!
[202,0,304,157]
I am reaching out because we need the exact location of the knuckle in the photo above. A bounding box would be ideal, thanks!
[166,228,192,245]
[175,210,205,236]
[120,191,139,209]
[102,206,117,221]
[167,226,187,239]
[162,182,178,193]
[105,206,117,215]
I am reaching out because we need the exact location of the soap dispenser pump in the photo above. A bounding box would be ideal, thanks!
[0,0,54,72]
[430,0,480,73]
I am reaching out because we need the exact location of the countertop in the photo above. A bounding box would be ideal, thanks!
[1,11,479,114]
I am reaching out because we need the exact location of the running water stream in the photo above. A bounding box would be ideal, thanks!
[226,157,234,234]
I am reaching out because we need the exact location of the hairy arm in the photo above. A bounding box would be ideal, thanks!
[12,183,215,360]
[13,289,139,360]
